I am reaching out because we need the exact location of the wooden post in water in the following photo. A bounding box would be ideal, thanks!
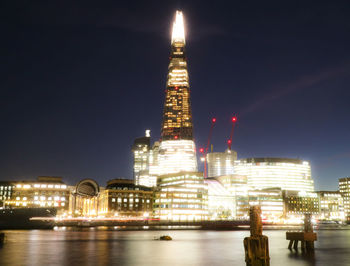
[243,206,270,266]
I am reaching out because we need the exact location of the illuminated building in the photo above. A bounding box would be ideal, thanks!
[216,175,249,219]
[283,190,320,218]
[205,178,234,220]
[5,176,70,214]
[339,177,350,221]
[71,179,100,217]
[158,11,197,175]
[132,130,151,185]
[248,188,284,222]
[207,149,237,178]
[98,179,153,217]
[317,191,344,221]
[0,181,14,208]
[154,172,208,221]
[234,158,315,192]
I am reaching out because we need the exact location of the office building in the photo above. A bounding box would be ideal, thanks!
[132,130,151,185]
[5,176,70,214]
[339,177,350,221]
[317,191,344,221]
[207,149,237,178]
[98,179,153,217]
[283,190,319,219]
[153,172,208,221]
[234,158,314,192]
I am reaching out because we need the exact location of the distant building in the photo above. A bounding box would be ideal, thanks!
[132,130,151,185]
[339,177,350,221]
[153,172,208,221]
[317,191,344,221]
[0,181,14,208]
[205,178,235,220]
[234,158,315,192]
[4,176,70,214]
[98,179,153,217]
[206,149,237,178]
[71,179,100,217]
[216,175,249,219]
[283,190,319,218]
[248,188,284,222]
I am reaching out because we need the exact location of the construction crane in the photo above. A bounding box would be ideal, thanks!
[227,115,238,150]
[199,117,216,178]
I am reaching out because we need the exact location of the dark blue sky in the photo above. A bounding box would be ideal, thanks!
[1,1,349,190]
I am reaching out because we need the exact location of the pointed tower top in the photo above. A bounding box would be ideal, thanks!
[171,11,185,44]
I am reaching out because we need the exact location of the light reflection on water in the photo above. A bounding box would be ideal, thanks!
[0,229,350,266]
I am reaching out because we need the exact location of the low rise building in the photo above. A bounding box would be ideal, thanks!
[339,177,350,222]
[153,172,208,221]
[0,181,14,208]
[248,188,284,223]
[5,176,70,215]
[283,190,320,220]
[205,178,234,220]
[99,179,153,217]
[317,191,344,221]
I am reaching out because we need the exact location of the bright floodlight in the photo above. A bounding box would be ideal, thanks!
[171,11,185,44]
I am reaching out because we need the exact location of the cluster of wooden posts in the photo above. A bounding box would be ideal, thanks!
[244,207,317,266]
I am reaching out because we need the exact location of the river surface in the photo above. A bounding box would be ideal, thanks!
[1,228,350,266]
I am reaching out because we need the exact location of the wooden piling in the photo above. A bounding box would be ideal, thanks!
[244,206,270,266]
[286,213,317,252]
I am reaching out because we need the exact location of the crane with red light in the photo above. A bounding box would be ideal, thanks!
[199,117,216,178]
[227,115,238,150]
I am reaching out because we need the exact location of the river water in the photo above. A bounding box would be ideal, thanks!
[0,228,350,266]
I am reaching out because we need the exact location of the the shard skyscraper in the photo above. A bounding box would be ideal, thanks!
[158,11,198,175]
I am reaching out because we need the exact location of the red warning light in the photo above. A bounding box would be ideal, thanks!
[232,116,237,122]
[227,139,232,144]
[174,135,178,139]
[175,87,178,90]
[199,148,204,153]
[212,118,216,123]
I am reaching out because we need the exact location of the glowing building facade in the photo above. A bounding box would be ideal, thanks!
[153,172,208,221]
[207,149,237,178]
[4,176,70,214]
[317,191,344,221]
[158,11,197,175]
[234,158,314,192]
[339,177,350,221]
[132,130,151,185]
[98,179,153,217]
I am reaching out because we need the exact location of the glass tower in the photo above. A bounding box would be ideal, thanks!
[158,11,197,175]
[161,11,192,141]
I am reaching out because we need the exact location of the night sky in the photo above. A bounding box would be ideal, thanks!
[1,1,349,190]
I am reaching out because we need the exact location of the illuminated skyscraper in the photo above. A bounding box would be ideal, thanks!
[207,149,237,178]
[132,130,151,185]
[158,11,197,175]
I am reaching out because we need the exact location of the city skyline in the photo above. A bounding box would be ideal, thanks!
[1,2,350,190]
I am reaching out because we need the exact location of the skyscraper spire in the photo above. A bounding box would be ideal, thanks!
[171,11,185,44]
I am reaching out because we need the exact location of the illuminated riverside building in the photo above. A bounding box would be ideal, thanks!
[339,177,350,221]
[234,158,314,192]
[207,149,237,178]
[98,179,153,217]
[153,172,208,221]
[317,191,344,221]
[205,178,235,219]
[4,176,70,214]
[71,179,100,217]
[0,182,14,208]
[216,175,249,219]
[158,11,197,175]
[132,130,151,185]
[248,188,284,222]
[283,190,320,218]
